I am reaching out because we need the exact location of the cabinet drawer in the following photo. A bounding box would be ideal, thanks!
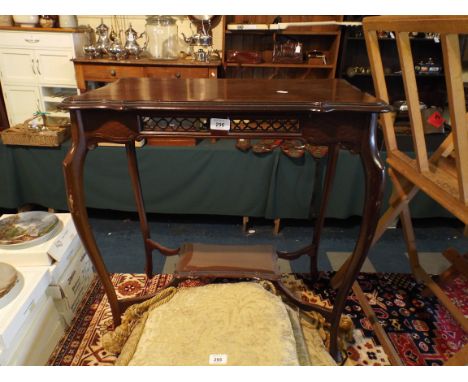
[0,31,73,49]
[80,64,145,82]
[144,66,212,79]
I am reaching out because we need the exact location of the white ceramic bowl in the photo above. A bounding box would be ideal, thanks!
[13,15,39,27]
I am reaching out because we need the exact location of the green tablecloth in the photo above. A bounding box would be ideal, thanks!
[0,139,451,219]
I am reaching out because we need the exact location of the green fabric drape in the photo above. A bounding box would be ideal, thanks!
[0,140,452,219]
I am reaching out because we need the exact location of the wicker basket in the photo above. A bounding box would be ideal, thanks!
[1,118,70,147]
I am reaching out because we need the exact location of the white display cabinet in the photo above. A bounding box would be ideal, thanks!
[0,29,84,126]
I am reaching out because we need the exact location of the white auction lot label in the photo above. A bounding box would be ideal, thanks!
[210,118,231,131]
[209,354,228,365]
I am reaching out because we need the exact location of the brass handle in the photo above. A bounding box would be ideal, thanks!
[110,69,116,77]
[31,59,36,75]
[175,72,181,79]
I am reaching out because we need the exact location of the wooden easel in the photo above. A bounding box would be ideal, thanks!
[332,16,468,366]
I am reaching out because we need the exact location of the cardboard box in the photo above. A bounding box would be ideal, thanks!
[47,246,94,301]
[0,213,78,267]
[47,247,95,326]
[0,267,50,352]
[0,295,66,365]
[53,276,92,326]
[47,235,82,285]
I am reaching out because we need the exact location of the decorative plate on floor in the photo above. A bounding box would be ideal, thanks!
[0,262,18,299]
[0,268,23,309]
[0,211,60,249]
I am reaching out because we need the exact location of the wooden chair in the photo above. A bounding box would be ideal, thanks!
[332,16,468,366]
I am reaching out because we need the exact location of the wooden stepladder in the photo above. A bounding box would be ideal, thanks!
[333,16,468,366]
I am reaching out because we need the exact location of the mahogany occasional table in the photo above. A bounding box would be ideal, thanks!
[60,77,390,362]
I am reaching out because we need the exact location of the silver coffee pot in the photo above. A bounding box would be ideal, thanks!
[83,25,98,59]
[95,19,111,57]
[124,23,147,59]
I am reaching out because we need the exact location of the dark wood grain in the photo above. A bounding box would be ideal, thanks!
[62,77,388,362]
[72,57,221,67]
[72,58,220,94]
[61,77,390,113]
[277,143,340,277]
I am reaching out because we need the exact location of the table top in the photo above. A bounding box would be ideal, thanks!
[60,78,391,113]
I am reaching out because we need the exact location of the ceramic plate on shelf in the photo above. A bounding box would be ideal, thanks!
[0,212,60,249]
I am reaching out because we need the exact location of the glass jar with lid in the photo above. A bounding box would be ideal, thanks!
[146,16,179,60]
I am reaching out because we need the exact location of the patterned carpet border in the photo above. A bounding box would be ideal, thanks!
[47,272,467,366]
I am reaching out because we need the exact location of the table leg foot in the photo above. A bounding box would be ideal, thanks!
[275,280,349,363]
[273,218,281,235]
[242,216,249,232]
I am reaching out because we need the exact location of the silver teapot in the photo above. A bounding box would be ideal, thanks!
[83,44,98,59]
[108,34,126,60]
[181,32,212,60]
[195,48,207,62]
[95,18,111,57]
[124,23,147,59]
[181,32,212,47]
[183,16,214,47]
[181,19,213,60]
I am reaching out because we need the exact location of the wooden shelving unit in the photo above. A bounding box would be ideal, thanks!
[225,62,335,69]
[221,15,344,79]
[225,30,341,36]
[337,16,447,107]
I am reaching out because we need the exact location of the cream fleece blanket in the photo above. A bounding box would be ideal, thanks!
[113,282,337,366]
[125,282,299,366]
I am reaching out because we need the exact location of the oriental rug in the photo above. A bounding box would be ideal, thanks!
[47,272,467,366]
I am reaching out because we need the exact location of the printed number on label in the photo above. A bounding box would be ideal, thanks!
[210,118,231,131]
[209,354,228,365]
